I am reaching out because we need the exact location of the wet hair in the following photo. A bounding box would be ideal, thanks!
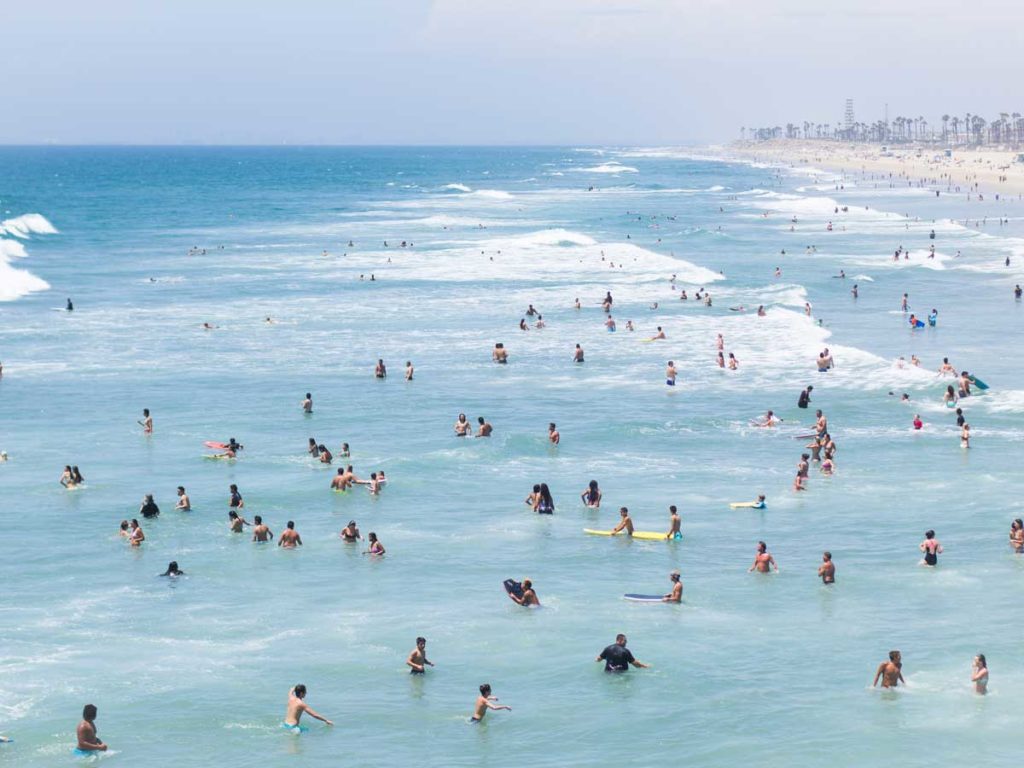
[532,484,540,493]
[309,438,317,445]
[83,704,97,720]
[230,484,238,492]
[615,633,626,642]
[229,511,238,519]
[539,483,553,508]
[479,684,492,695]
[925,529,935,539]
[619,506,629,515]
[143,408,150,416]
[177,486,185,493]
[287,521,295,529]
[757,540,767,552]
[976,654,986,667]
[478,417,485,424]
[823,551,832,560]
[523,579,532,589]
[368,532,378,542]
[417,636,426,645]
[669,505,677,514]
[294,684,306,697]
[889,650,900,661]
[549,422,556,430]
[305,392,311,399]
[254,515,262,524]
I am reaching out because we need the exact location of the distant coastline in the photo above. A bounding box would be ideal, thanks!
[726,139,1024,197]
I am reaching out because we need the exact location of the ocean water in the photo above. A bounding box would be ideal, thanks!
[1,145,1024,767]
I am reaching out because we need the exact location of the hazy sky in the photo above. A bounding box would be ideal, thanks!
[2,0,1022,144]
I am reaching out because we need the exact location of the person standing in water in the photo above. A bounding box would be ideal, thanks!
[469,684,511,722]
[663,571,683,602]
[971,654,988,694]
[139,408,153,434]
[919,529,942,566]
[406,637,435,674]
[375,359,387,379]
[798,385,813,409]
[301,393,313,413]
[75,704,107,754]
[573,343,584,363]
[818,551,835,584]
[872,650,905,688]
[175,486,191,510]
[405,361,414,381]
[278,521,302,548]
[665,505,681,540]
[580,480,601,508]
[283,684,333,731]
[596,634,648,671]
[548,423,560,445]
[252,515,273,542]
[666,361,677,386]
[748,541,778,573]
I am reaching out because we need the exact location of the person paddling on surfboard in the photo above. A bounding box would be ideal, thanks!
[610,507,634,537]
[663,571,683,602]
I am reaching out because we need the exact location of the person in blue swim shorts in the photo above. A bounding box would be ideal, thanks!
[75,703,107,756]
[666,361,677,386]
[665,505,682,540]
[283,684,333,733]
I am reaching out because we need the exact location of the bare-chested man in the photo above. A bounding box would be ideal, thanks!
[872,650,905,688]
[665,505,682,540]
[330,468,350,491]
[748,541,778,573]
[282,684,332,731]
[663,571,683,602]
[278,521,302,548]
[75,704,107,754]
[406,637,435,674]
[818,551,835,584]
[252,515,273,542]
[469,684,511,723]
[454,413,472,437]
[611,507,634,536]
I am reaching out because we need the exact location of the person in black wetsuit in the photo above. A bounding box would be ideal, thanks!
[596,634,648,672]
[798,385,813,409]
[139,494,160,518]
[919,529,942,566]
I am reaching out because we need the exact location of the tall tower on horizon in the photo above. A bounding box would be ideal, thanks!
[844,99,855,130]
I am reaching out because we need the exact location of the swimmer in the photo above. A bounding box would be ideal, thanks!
[625,320,635,332]
[331,517,360,545]
[533,483,555,514]
[228,510,250,532]
[308,438,320,457]
[610,507,634,536]
[60,464,75,488]
[961,423,971,448]
[919,529,942,566]
[475,417,493,437]
[535,315,545,329]
[283,685,333,729]
[454,413,472,437]
[757,305,766,317]
[405,361,414,381]
[573,343,584,363]
[469,684,511,722]
[794,453,810,491]
[1010,519,1024,553]
[648,326,666,341]
[492,343,508,364]
[363,531,385,555]
[663,571,683,602]
[128,518,145,546]
[798,385,813,409]
[604,315,616,332]
[509,578,540,606]
[574,297,581,310]
[717,351,725,368]
[339,442,350,458]
[913,414,923,430]
[278,520,303,548]
[548,423,560,445]
[301,392,313,413]
[175,486,191,510]
[665,505,681,540]
[727,353,738,370]
[596,634,647,671]
[406,637,435,674]
[375,359,387,379]
[330,468,350,491]
[140,494,160,518]
[666,360,677,386]
[818,552,835,584]
[851,284,858,298]
[943,385,958,407]
[748,541,778,573]
[872,650,905,688]
[716,334,724,351]
[229,483,244,509]
[66,298,74,312]
[580,480,602,508]
[755,410,780,428]
[938,357,956,376]
[525,304,537,316]
[160,560,185,577]
[138,407,153,434]
[318,444,333,464]
[252,515,273,542]
[519,319,528,331]
[972,654,988,695]
[76,704,107,753]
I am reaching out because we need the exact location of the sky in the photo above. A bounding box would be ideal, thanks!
[2,0,1022,145]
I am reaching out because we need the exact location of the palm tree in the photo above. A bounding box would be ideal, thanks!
[941,114,949,143]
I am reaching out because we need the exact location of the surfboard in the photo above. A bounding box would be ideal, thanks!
[970,377,989,390]
[204,441,227,449]
[730,502,766,509]
[623,594,663,602]
[583,529,671,541]
[503,579,523,599]
[203,454,232,460]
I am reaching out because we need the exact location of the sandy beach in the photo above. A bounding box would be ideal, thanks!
[728,139,1024,197]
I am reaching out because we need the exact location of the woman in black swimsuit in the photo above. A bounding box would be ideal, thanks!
[919,529,942,566]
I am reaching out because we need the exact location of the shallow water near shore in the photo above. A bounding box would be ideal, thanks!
[2,146,1024,767]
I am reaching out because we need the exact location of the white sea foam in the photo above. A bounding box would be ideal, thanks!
[574,162,639,174]
[0,214,56,302]
[442,183,472,192]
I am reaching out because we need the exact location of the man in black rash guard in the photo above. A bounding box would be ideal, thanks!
[596,634,648,672]
[798,385,813,409]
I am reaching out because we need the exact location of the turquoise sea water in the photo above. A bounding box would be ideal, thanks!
[2,146,1024,766]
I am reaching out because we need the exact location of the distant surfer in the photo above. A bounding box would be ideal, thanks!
[508,578,540,606]
[283,685,332,731]
[469,684,511,722]
[596,634,648,671]
[663,571,683,602]
[872,650,905,688]
[610,507,634,536]
[406,637,435,674]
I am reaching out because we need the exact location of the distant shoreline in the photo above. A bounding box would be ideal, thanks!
[723,139,1024,197]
